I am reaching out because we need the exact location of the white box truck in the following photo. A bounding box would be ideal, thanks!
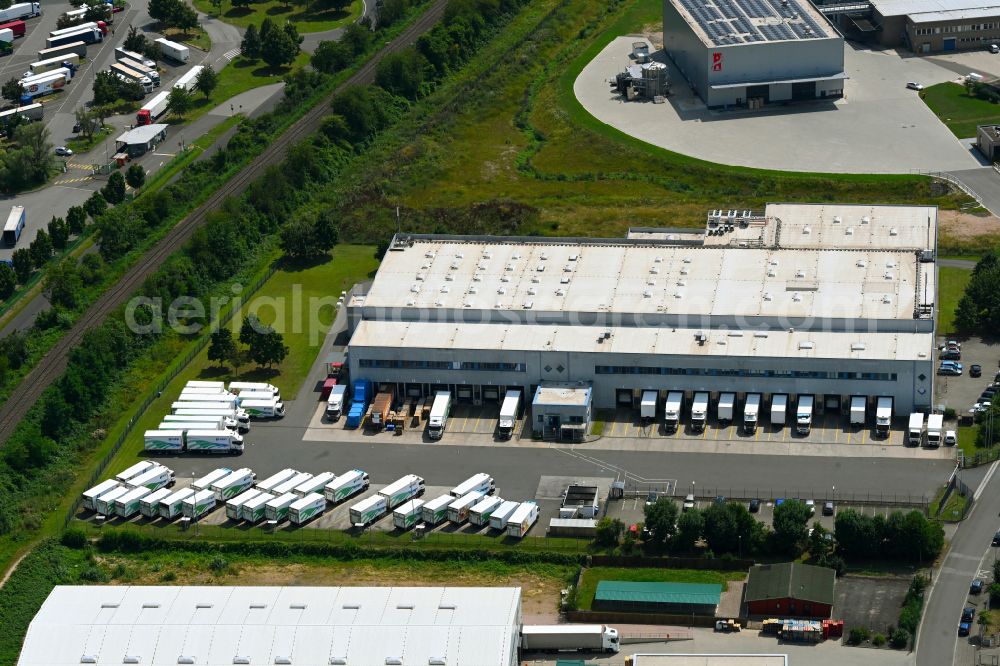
[926,413,944,447]
[240,398,285,419]
[293,471,336,497]
[392,498,424,530]
[447,491,484,524]
[497,389,521,438]
[159,487,195,520]
[174,393,239,407]
[288,493,326,525]
[489,499,521,530]
[520,625,620,653]
[114,46,156,68]
[172,401,247,417]
[225,488,262,520]
[180,387,235,398]
[83,479,120,511]
[743,393,761,434]
[95,485,130,515]
[184,429,244,454]
[663,391,682,433]
[241,492,274,523]
[192,467,232,491]
[349,494,387,526]
[849,396,866,427]
[115,486,151,518]
[264,492,298,522]
[427,391,452,439]
[640,390,657,425]
[506,501,538,538]
[718,392,735,422]
[155,37,189,62]
[144,429,183,453]
[324,469,369,503]
[469,495,503,526]
[185,380,226,390]
[182,489,217,519]
[908,412,924,446]
[450,472,494,497]
[273,471,313,496]
[128,464,174,491]
[796,395,814,435]
[691,392,709,433]
[116,460,156,483]
[237,389,279,403]
[211,468,256,500]
[325,384,347,421]
[174,408,247,430]
[255,468,298,493]
[770,394,787,427]
[172,64,203,91]
[0,3,41,21]
[162,415,238,432]
[229,381,280,396]
[139,487,172,518]
[875,397,893,438]
[420,493,453,525]
[378,474,425,508]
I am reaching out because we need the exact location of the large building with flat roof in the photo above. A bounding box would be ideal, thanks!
[346,203,937,427]
[18,586,522,666]
[663,0,846,107]
[869,0,1000,52]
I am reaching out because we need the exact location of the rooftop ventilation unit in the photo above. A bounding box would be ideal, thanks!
[846,227,854,236]
[473,273,482,282]
[450,261,459,270]
[429,659,447,666]
[101,603,120,608]
[802,226,811,235]
[763,292,772,301]
[680,266,689,275]
[440,285,450,293]
[643,290,652,298]
[416,273,425,281]
[884,271,893,280]
[467,286,477,294]
[501,275,510,283]
[792,292,802,302]
[523,300,534,309]
[536,264,545,272]
[478,262,487,270]
[421,263,430,269]
[178,658,195,665]
[124,657,141,664]
[290,603,306,609]
[81,657,98,664]
[386,660,403,666]
[556,288,566,296]
[856,259,866,268]
[569,254,579,261]
[882,295,892,304]
[531,276,540,284]
[798,341,814,350]
[677,280,686,286]
[889,227,898,236]
[560,276,570,284]
[455,251,463,259]
[330,660,347,665]
[649,266,659,274]
[683,256,692,264]
[444,274,454,282]
[196,603,213,609]
[424,250,435,258]
[396,604,414,610]
[769,259,779,266]
[851,343,866,351]
[795,269,805,278]
[754,331,768,338]
[540,252,548,260]
[833,216,842,224]
[410,285,420,293]
[142,603,160,608]
[505,263,515,272]
[482,250,491,258]
[275,657,292,665]
[728,331,744,337]
[434,299,444,307]
[564,264,572,272]
[674,291,683,299]
[767,268,776,277]
[233,657,251,665]
[342,604,360,609]
[527,287,536,295]
[862,216,871,224]
[647,278,655,286]
[406,299,415,306]
[463,300,473,308]
[439,604,457,610]
[654,256,662,263]
[250,604,267,609]
[886,259,896,268]
[512,252,521,259]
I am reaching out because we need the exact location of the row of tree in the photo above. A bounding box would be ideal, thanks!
[954,250,1000,334]
[149,0,199,32]
[241,18,303,68]
[207,314,289,372]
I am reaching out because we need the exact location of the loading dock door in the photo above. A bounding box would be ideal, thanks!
[791,81,816,100]
[747,84,769,103]
[943,37,956,51]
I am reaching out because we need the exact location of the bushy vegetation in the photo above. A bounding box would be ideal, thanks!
[955,250,1000,335]
[834,509,944,564]
[0,123,54,194]
[894,574,928,647]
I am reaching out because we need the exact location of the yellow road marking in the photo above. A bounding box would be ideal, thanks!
[860,428,866,446]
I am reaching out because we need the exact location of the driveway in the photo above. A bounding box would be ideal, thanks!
[574,37,980,173]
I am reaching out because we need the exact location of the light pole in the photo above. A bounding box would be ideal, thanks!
[832,485,835,504]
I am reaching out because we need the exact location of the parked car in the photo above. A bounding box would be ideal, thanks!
[971,364,983,378]
[54,146,73,156]
[683,494,695,511]
[972,401,992,414]
[991,43,999,53]
[749,498,760,513]
[972,578,985,594]
[714,495,726,505]
[939,364,963,376]
[945,430,957,446]
[645,491,658,506]
[822,501,834,516]
[994,531,1000,547]
[805,499,816,515]
[962,607,976,623]
[941,349,962,361]
[960,621,971,637]
[906,81,924,90]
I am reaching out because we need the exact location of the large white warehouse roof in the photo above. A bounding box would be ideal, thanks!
[18,585,522,666]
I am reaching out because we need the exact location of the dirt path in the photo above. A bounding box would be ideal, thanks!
[939,209,1000,243]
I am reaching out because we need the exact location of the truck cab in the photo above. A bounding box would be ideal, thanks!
[874,397,892,438]
[427,390,451,440]
[663,391,682,433]
[743,393,760,434]
[795,395,813,435]
[907,412,924,446]
[691,391,709,433]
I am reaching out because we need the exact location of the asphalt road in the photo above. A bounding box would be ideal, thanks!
[917,461,1000,666]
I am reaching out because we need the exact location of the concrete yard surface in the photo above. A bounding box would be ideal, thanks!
[833,574,912,635]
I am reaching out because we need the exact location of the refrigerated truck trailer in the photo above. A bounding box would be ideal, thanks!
[378,474,425,508]
[908,413,924,446]
[2,205,24,246]
[240,491,274,523]
[50,21,106,38]
[489,500,521,531]
[349,494,387,526]
[718,392,735,422]
[192,467,232,491]
[179,387,234,397]
[663,391,682,433]
[743,393,761,434]
[392,498,424,530]
[158,421,236,435]
[144,429,243,454]
[273,471,313,496]
[139,487,171,518]
[128,464,174,491]
[469,495,503,527]
[770,394,787,427]
[322,469,367,503]
[155,37,188,62]
[182,489,216,519]
[850,396,866,426]
[211,468,256,501]
[114,46,155,68]
[497,389,521,438]
[0,3,41,21]
[95,485,130,515]
[0,20,26,38]
[506,501,538,538]
[173,406,249,424]
[264,492,298,522]
[158,487,195,520]
[691,391,709,433]
[26,54,80,76]
[37,41,87,60]
[114,485,151,518]
[240,398,285,418]
[450,472,494,498]
[185,380,226,389]
[255,468,298,493]
[325,384,347,420]
[82,479,120,511]
[447,491,484,524]
[875,397,893,438]
[172,64,202,91]
[420,493,453,526]
[640,390,657,424]
[162,414,238,430]
[796,395,814,435]
[225,488,262,520]
[46,27,100,48]
[520,624,620,653]
[288,493,326,525]
[174,394,239,407]
[228,381,279,396]
[293,471,336,497]
[115,460,156,484]
[19,69,69,100]
[0,104,42,130]
[427,391,451,439]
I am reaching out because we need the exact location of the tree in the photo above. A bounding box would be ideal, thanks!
[84,4,108,21]
[0,263,15,299]
[207,328,237,369]
[123,25,147,53]
[148,0,178,26]
[675,508,703,552]
[167,87,193,117]
[173,2,199,32]
[92,70,120,106]
[125,164,146,190]
[241,24,261,60]
[808,522,833,557]
[311,39,351,74]
[250,328,288,367]
[194,64,218,99]
[260,22,298,68]
[47,216,69,250]
[314,211,339,251]
[74,107,99,141]
[771,500,811,556]
[955,251,1000,334]
[10,123,53,186]
[29,228,52,268]
[11,248,32,283]
[210,0,222,12]
[279,217,317,259]
[834,508,884,560]
[593,517,624,549]
[375,49,425,99]
[84,191,107,219]
[1,77,21,105]
[643,497,679,547]
[43,259,82,309]
[239,313,264,348]
[102,171,127,205]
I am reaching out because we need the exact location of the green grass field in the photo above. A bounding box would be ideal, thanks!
[920,82,1000,138]
[938,266,973,333]
[181,52,310,123]
[576,566,746,610]
[193,0,362,32]
[163,25,212,52]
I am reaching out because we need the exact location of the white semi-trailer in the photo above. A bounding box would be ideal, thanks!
[172,64,203,91]
[469,495,503,526]
[82,479,120,511]
[717,392,735,422]
[172,400,246,416]
[392,498,424,530]
[173,394,238,407]
[489,500,521,530]
[159,487,195,520]
[240,398,285,418]
[506,501,538,538]
[225,488,262,520]
[908,412,924,446]
[420,494,453,526]
[378,474,425,508]
[325,384,347,420]
[849,396,867,427]
[520,624,620,653]
[450,472,494,497]
[663,391,682,433]
[114,486,151,518]
[155,37,189,62]
[497,390,521,438]
[349,494,387,526]
[770,394,787,427]
[926,413,944,447]
[273,471,313,496]
[743,393,761,434]
[241,492,274,523]
[128,464,174,491]
[324,469,369,503]
[159,421,235,434]
[796,395,814,435]
[171,409,247,429]
[182,489,217,519]
[143,430,183,453]
[293,471,336,497]
[185,429,244,454]
[179,387,234,397]
[264,492,298,522]
[185,380,226,390]
[229,381,280,396]
[639,390,657,424]
[114,46,156,68]
[211,468,256,501]
[255,468,298,493]
[691,392,709,433]
[427,391,452,439]
[95,485,129,515]
[192,467,232,491]
[116,460,156,484]
[447,491,484,524]
[288,493,326,525]
[139,487,172,518]
[875,397,893,438]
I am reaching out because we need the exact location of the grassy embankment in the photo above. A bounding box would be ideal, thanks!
[937,266,973,334]
[193,0,363,32]
[921,82,1000,139]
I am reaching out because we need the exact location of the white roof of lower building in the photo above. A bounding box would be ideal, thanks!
[871,0,1000,22]
[18,586,521,666]
[115,123,167,145]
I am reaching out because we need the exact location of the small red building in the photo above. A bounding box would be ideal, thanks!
[744,562,835,619]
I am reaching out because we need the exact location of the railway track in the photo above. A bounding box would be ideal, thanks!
[0,0,448,443]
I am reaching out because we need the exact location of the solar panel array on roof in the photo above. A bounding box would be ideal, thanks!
[674,0,829,45]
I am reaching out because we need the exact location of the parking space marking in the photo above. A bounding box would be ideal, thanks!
[860,428,866,446]
[472,413,481,434]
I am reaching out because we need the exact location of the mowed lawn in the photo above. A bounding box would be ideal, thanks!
[938,266,972,334]
[921,82,1000,138]
[193,0,362,32]
[576,567,746,610]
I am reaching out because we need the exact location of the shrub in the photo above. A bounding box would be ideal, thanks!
[160,571,177,582]
[60,528,87,549]
[78,566,108,582]
[872,633,886,647]
[209,556,229,574]
[848,627,871,645]
[890,627,911,649]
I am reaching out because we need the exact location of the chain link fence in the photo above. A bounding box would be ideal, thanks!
[620,480,930,509]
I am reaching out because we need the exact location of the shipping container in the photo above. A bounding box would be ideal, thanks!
[450,472,494,497]
[240,491,274,523]
[488,500,521,530]
[288,493,326,525]
[139,487,172,518]
[82,479,120,511]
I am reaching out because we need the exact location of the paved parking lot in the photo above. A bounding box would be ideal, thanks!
[935,337,1000,420]
[834,575,911,634]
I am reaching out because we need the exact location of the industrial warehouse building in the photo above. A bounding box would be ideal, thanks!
[868,0,1000,53]
[662,0,846,107]
[17,586,522,666]
[346,203,937,436]
[593,581,722,614]
[744,562,836,618]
